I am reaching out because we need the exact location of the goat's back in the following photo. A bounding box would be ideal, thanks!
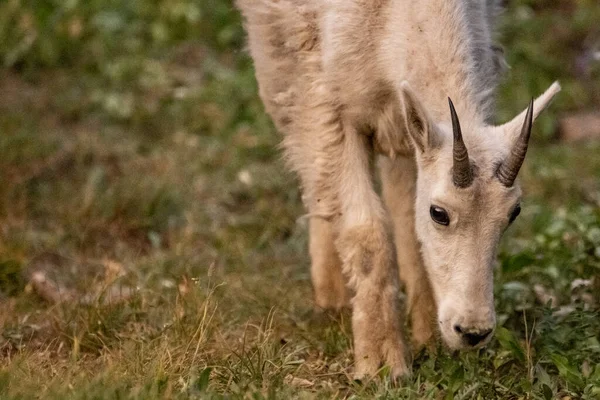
[237,0,322,132]
[238,0,506,131]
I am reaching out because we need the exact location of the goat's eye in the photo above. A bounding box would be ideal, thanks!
[430,206,450,226]
[509,204,521,224]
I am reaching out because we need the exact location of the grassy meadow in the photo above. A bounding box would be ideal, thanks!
[1,0,600,398]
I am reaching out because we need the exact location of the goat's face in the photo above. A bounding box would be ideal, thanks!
[399,81,560,350]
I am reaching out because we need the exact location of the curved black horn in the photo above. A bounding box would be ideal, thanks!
[496,99,534,187]
[448,98,473,188]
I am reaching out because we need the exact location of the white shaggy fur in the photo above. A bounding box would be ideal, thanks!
[236,0,560,379]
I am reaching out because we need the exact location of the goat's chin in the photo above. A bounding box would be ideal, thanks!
[439,330,465,350]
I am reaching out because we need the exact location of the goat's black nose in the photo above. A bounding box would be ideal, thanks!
[454,325,493,346]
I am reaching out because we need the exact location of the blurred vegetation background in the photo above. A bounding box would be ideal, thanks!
[0,0,599,398]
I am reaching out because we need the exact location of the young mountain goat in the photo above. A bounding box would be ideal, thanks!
[236,0,560,378]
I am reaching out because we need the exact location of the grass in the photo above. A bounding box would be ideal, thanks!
[1,0,600,398]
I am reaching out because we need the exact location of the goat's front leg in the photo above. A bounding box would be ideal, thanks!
[334,129,409,379]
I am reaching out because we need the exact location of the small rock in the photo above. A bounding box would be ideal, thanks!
[570,278,592,290]
[237,169,252,186]
[533,284,558,307]
[329,362,342,372]
[284,374,314,388]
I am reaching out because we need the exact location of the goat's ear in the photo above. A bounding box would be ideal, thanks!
[399,81,441,152]
[499,81,561,142]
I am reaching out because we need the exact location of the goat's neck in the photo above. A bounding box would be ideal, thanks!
[426,88,488,136]
[385,0,494,131]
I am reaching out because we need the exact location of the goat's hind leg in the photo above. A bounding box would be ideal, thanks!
[309,217,349,311]
[380,156,436,350]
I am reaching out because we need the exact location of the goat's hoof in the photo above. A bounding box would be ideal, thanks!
[353,354,380,382]
[384,339,412,381]
[386,360,411,385]
[352,367,410,386]
[353,357,410,384]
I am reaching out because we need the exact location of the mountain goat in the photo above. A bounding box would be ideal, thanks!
[236,0,560,378]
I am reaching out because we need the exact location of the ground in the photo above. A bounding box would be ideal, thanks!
[1,0,600,398]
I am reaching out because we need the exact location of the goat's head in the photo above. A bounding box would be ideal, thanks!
[399,81,560,350]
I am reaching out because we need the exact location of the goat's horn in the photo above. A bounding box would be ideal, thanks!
[496,99,534,187]
[449,98,473,188]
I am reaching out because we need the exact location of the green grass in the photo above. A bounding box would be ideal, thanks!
[1,0,600,398]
